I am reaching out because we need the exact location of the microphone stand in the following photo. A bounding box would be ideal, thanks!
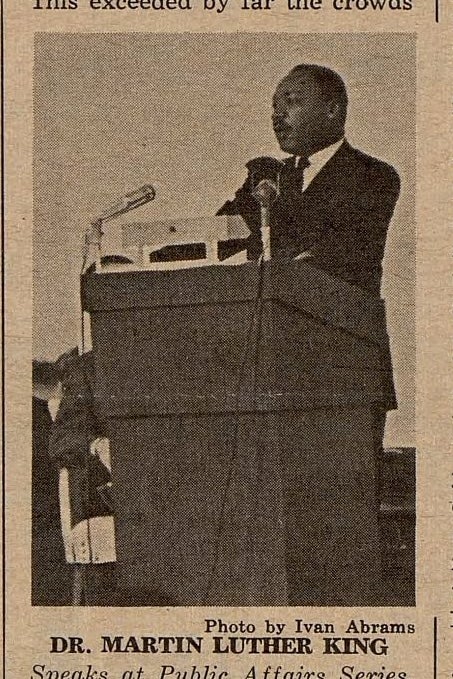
[82,184,157,274]
[82,208,128,276]
[82,218,103,275]
[252,178,279,261]
[260,205,271,262]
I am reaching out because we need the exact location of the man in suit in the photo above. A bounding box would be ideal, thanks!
[219,64,400,296]
[219,63,399,407]
[219,64,401,605]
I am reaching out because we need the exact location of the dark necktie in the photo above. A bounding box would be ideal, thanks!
[280,157,310,202]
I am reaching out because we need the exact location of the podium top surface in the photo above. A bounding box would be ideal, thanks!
[82,259,388,348]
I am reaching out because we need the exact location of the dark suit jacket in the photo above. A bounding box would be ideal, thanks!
[218,140,401,296]
[219,141,400,409]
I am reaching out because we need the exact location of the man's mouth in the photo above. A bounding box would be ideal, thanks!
[273,124,291,139]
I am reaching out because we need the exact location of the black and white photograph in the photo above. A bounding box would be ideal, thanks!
[32,32,416,607]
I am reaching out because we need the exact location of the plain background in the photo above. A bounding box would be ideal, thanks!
[33,32,415,446]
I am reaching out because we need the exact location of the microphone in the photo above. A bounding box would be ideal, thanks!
[96,184,156,222]
[252,179,279,261]
[252,178,279,208]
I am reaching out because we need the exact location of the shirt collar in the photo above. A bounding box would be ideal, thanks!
[296,137,344,170]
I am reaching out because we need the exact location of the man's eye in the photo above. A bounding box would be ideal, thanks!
[272,93,301,109]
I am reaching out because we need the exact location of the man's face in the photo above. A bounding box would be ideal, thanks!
[272,72,331,156]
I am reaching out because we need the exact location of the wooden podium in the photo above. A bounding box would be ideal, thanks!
[82,259,393,606]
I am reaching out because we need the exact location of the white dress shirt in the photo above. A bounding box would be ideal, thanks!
[295,137,344,192]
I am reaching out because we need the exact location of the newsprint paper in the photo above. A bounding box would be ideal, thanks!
[2,1,452,679]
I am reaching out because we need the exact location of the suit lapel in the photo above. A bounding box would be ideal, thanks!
[302,140,353,198]
[271,141,356,251]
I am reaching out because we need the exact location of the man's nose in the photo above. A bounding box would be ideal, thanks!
[272,101,287,121]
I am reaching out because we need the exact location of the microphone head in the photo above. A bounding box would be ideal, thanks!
[128,184,156,203]
[97,183,157,221]
[252,178,279,208]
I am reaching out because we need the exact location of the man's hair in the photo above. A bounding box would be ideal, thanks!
[289,64,348,124]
